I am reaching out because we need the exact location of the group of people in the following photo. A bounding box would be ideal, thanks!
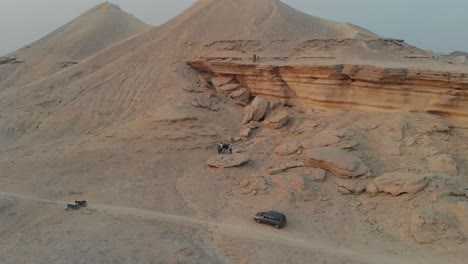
[217,142,233,154]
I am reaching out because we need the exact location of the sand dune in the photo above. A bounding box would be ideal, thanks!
[0,2,149,89]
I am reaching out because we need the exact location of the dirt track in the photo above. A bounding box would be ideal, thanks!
[0,190,448,264]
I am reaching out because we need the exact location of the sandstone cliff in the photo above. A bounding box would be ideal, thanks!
[189,59,468,126]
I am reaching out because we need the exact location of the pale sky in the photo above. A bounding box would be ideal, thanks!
[0,0,466,56]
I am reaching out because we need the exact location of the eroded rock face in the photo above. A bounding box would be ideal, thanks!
[206,154,249,168]
[305,147,370,178]
[427,154,458,176]
[410,209,464,244]
[370,172,429,196]
[242,96,270,125]
[190,61,468,127]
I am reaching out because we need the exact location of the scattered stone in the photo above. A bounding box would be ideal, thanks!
[206,154,249,168]
[240,175,270,195]
[334,178,368,194]
[242,96,270,125]
[410,209,464,244]
[305,147,371,178]
[268,161,305,175]
[229,88,251,105]
[263,110,289,129]
[427,154,458,176]
[309,168,327,182]
[370,172,430,196]
[191,95,218,111]
[274,142,301,156]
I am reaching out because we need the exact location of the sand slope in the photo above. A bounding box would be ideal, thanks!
[0,2,149,89]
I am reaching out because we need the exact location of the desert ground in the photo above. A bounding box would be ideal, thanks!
[1,1,468,263]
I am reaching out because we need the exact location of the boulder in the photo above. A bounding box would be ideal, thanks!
[410,209,464,244]
[310,168,327,182]
[334,178,368,194]
[274,142,301,156]
[211,75,235,91]
[301,131,341,149]
[242,96,270,125]
[229,88,251,105]
[240,127,251,137]
[305,147,370,178]
[206,154,249,168]
[427,154,458,176]
[263,110,289,129]
[220,83,240,93]
[268,161,305,175]
[371,172,429,196]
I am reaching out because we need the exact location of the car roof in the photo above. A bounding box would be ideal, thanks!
[266,211,285,219]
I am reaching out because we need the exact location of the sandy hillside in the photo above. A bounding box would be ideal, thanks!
[0,2,149,89]
[0,0,467,263]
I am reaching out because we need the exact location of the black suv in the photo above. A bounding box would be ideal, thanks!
[253,211,287,229]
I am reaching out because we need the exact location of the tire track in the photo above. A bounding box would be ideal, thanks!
[0,191,441,264]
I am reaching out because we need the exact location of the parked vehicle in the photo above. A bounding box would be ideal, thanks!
[75,200,87,207]
[66,203,81,210]
[253,211,287,229]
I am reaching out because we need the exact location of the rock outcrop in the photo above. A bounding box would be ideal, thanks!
[274,142,301,156]
[369,172,430,196]
[305,147,370,178]
[242,96,270,125]
[190,60,468,127]
[268,161,305,175]
[206,154,249,168]
[301,131,341,149]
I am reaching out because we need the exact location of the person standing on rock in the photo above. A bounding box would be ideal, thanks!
[253,54,257,63]
[228,144,233,154]
[218,142,223,154]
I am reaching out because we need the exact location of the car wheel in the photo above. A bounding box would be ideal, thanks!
[274,224,280,229]
[256,220,261,223]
